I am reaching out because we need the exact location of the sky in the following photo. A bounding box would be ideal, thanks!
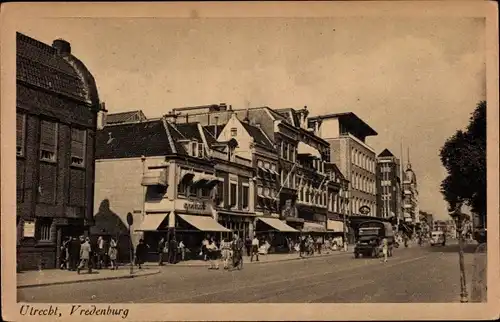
[18,16,486,220]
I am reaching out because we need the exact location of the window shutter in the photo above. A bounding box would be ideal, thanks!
[71,128,85,158]
[40,121,57,152]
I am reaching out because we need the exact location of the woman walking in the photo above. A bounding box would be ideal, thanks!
[135,239,148,269]
[220,237,232,269]
[206,239,219,270]
[108,237,118,270]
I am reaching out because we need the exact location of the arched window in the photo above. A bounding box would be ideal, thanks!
[352,149,356,164]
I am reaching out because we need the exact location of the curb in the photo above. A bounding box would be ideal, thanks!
[151,251,352,268]
[17,269,161,289]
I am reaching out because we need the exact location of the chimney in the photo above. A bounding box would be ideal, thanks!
[52,39,71,56]
[97,102,108,130]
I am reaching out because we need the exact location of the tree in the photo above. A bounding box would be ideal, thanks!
[440,101,486,227]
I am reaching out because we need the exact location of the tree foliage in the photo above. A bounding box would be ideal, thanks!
[440,101,486,224]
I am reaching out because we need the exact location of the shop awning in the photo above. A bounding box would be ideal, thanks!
[297,142,321,158]
[302,221,327,233]
[135,213,169,231]
[258,217,298,232]
[327,220,345,232]
[177,214,231,232]
[180,170,195,182]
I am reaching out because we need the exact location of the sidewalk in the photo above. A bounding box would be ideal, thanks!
[17,266,160,289]
[144,247,353,268]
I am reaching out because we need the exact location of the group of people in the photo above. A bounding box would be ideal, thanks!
[293,235,346,257]
[60,235,118,274]
[201,234,246,270]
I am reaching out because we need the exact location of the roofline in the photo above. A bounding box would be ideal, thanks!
[309,112,378,136]
[102,118,161,127]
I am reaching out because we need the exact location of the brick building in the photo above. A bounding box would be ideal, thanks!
[16,33,101,270]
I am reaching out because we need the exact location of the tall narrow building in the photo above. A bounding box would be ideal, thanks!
[402,150,419,230]
[376,149,402,220]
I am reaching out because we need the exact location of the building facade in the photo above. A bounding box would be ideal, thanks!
[16,33,101,270]
[172,104,343,241]
[309,113,378,217]
[402,159,419,229]
[376,149,402,220]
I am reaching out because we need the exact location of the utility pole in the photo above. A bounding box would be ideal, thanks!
[452,204,469,303]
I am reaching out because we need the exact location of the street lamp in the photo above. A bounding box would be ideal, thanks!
[126,212,134,276]
[451,205,470,303]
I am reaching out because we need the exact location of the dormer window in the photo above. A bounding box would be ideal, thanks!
[197,143,204,158]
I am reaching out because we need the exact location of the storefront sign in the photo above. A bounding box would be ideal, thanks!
[23,222,35,238]
[183,201,207,211]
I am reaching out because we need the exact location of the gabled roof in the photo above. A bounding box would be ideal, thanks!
[96,119,172,159]
[241,122,275,151]
[378,148,395,157]
[107,110,146,124]
[16,32,99,106]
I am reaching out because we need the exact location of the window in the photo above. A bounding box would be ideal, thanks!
[216,180,224,206]
[178,182,187,196]
[197,143,204,158]
[71,128,86,167]
[37,218,52,242]
[40,120,58,162]
[257,186,263,195]
[264,187,269,197]
[271,164,276,174]
[201,187,211,198]
[284,144,289,160]
[17,114,26,157]
[289,145,294,161]
[230,182,237,207]
[230,128,237,137]
[242,185,249,209]
[190,142,197,157]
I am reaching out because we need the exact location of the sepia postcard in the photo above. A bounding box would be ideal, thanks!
[1,1,499,321]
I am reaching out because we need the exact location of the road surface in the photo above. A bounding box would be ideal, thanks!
[18,241,478,303]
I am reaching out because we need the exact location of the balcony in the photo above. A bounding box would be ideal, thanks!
[141,169,168,187]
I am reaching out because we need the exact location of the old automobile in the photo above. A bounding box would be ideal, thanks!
[354,220,395,258]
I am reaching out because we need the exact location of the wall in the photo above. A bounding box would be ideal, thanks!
[318,118,340,139]
[94,156,165,250]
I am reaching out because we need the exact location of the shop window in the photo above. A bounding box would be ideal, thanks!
[178,182,187,196]
[36,218,52,242]
[242,185,249,209]
[16,113,26,157]
[71,128,86,167]
[230,182,237,207]
[40,120,58,163]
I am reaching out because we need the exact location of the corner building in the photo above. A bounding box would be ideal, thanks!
[309,113,378,217]
[16,33,101,270]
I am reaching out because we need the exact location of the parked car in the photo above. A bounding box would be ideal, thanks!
[430,231,446,246]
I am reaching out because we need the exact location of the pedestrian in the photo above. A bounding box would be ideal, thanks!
[245,236,252,257]
[206,238,219,270]
[60,237,70,270]
[201,237,209,261]
[108,237,118,270]
[250,235,260,262]
[299,236,306,258]
[220,237,232,269]
[231,234,244,269]
[168,236,178,264]
[158,237,166,266]
[96,236,106,269]
[316,236,322,254]
[77,237,92,274]
[135,239,148,269]
[381,236,389,263]
[178,239,186,261]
